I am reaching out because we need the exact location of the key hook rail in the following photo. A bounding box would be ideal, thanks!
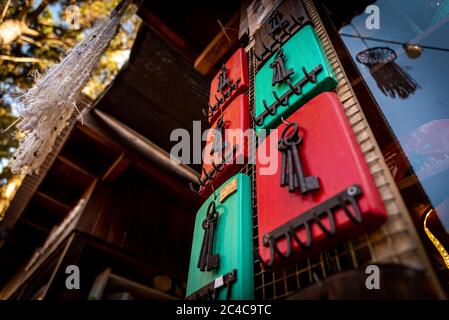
[203,64,241,121]
[254,12,310,66]
[252,64,323,127]
[186,270,237,300]
[256,185,363,268]
[189,144,238,195]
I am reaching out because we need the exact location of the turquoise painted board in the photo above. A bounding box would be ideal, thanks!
[186,173,254,300]
[255,25,337,132]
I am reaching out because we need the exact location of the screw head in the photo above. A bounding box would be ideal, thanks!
[263,234,271,244]
[347,186,358,196]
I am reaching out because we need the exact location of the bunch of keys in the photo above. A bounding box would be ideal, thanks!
[278,121,320,193]
[197,200,220,272]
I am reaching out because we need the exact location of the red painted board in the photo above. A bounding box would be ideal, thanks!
[198,94,250,198]
[256,92,387,268]
[208,48,249,124]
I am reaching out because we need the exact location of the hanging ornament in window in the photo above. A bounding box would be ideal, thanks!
[9,0,132,175]
[356,46,420,99]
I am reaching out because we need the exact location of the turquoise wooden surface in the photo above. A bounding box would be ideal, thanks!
[186,173,254,300]
[255,25,337,132]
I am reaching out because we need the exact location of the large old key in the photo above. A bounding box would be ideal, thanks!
[197,201,220,272]
[278,122,320,193]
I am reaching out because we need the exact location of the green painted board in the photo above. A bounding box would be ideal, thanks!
[186,173,254,300]
[255,24,337,132]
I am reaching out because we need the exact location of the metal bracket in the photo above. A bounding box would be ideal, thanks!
[186,269,237,300]
[258,185,363,268]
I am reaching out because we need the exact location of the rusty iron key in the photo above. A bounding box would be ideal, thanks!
[197,201,220,272]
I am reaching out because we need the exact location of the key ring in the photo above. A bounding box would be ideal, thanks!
[281,121,299,143]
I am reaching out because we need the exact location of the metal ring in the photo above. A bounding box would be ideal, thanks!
[281,121,299,142]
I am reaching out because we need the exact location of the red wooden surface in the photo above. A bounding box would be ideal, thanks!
[256,92,387,267]
[200,94,250,197]
[208,48,249,124]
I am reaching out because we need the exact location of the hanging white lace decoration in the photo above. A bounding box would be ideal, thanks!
[10,9,125,175]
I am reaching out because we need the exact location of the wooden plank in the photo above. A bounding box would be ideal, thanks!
[57,155,96,178]
[102,153,130,183]
[194,12,241,76]
[35,191,71,211]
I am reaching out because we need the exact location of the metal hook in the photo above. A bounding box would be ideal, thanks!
[281,116,290,125]
[255,246,274,269]
[211,184,217,200]
[251,113,264,127]
[189,182,202,194]
[287,79,302,96]
[270,34,282,45]
[272,91,289,106]
[271,233,291,259]
[302,66,317,83]
[290,222,312,250]
[315,210,337,237]
[211,160,224,173]
[263,99,277,115]
[254,51,264,62]
[290,14,305,27]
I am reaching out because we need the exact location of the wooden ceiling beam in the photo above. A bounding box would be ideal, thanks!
[194,11,241,75]
[19,218,50,234]
[57,155,96,179]
[35,191,71,212]
[102,153,130,183]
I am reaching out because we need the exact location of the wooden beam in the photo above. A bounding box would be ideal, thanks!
[57,155,96,178]
[19,218,49,234]
[35,191,71,211]
[194,12,241,75]
[79,112,201,205]
[102,153,130,183]
[134,159,202,206]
